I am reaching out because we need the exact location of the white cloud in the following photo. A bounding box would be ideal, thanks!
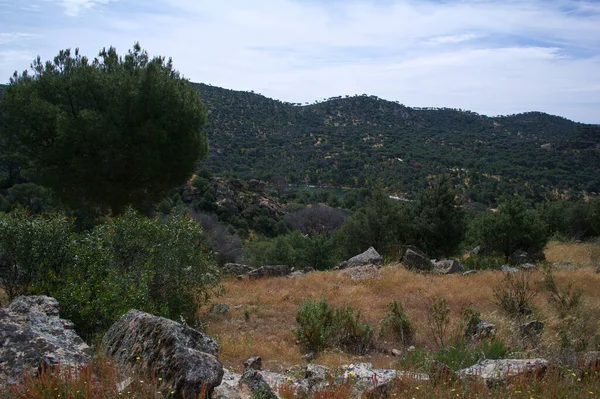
[2,0,599,122]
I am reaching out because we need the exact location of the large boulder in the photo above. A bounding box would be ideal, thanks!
[0,296,90,385]
[222,263,254,276]
[102,309,223,398]
[403,249,433,271]
[340,247,383,269]
[434,260,464,274]
[456,358,549,386]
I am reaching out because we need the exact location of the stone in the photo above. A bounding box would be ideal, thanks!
[342,264,380,280]
[501,265,519,273]
[467,320,496,340]
[456,358,549,386]
[404,249,433,271]
[302,352,315,362]
[210,303,230,315]
[434,260,464,274]
[238,368,278,399]
[520,321,544,337]
[462,270,478,276]
[305,363,330,383]
[261,370,310,397]
[0,296,91,386]
[222,263,254,276]
[341,246,383,269]
[102,309,223,398]
[213,369,242,399]
[391,349,403,357]
[243,356,262,370]
[509,249,545,265]
[342,363,429,397]
[247,265,291,278]
[520,263,537,270]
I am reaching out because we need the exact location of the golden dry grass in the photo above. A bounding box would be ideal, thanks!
[203,259,600,373]
[545,241,600,267]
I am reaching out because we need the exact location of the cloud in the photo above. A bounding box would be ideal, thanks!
[1,0,599,123]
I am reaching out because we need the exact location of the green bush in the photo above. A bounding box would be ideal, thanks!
[462,254,504,271]
[0,209,219,340]
[294,298,336,353]
[434,339,508,371]
[334,305,374,355]
[492,271,538,317]
[380,300,414,346]
[294,298,374,355]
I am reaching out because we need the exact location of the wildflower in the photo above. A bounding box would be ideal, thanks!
[136,356,141,360]
[158,377,163,381]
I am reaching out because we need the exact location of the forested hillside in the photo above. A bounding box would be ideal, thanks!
[1,82,599,206]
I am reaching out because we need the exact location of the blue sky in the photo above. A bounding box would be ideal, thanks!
[1,0,599,123]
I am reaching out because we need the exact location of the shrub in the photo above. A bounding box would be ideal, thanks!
[428,296,451,348]
[434,339,509,371]
[492,271,538,317]
[462,254,504,271]
[294,298,336,353]
[543,268,583,318]
[379,300,414,346]
[334,305,374,355]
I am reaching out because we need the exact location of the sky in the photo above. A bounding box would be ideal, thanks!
[0,0,599,123]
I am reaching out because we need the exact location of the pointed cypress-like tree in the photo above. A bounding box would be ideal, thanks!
[0,43,208,214]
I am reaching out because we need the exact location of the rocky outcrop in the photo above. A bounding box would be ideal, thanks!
[243,356,262,370]
[339,247,382,270]
[403,249,433,271]
[434,260,464,274]
[501,265,519,273]
[102,309,223,398]
[238,368,278,399]
[509,249,545,265]
[222,263,254,276]
[341,362,429,397]
[0,296,90,386]
[520,321,544,337]
[456,358,549,386]
[247,265,291,278]
[465,320,496,340]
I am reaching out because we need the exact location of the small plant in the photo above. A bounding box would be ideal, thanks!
[379,300,414,346]
[461,305,482,338]
[294,298,336,353]
[428,296,451,348]
[334,305,374,355]
[543,268,583,318]
[244,306,251,322]
[492,271,538,317]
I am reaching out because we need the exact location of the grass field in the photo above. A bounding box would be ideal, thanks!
[204,242,600,373]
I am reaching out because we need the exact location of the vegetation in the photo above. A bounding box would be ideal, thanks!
[0,44,207,215]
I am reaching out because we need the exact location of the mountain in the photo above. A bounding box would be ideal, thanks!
[1,82,599,205]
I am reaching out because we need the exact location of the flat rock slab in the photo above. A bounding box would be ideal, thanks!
[102,309,223,398]
[0,296,90,385]
[456,358,549,386]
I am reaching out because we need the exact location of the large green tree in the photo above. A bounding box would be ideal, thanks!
[0,43,207,214]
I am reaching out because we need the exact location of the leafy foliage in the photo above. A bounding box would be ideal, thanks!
[0,44,207,214]
[492,271,538,317]
[379,300,414,346]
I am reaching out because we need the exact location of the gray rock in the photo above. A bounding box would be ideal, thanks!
[248,265,291,278]
[520,321,544,337]
[467,320,496,340]
[456,358,549,386]
[509,249,545,265]
[342,363,429,397]
[223,263,254,276]
[305,363,330,384]
[0,296,91,386]
[214,369,242,399]
[404,249,433,271]
[462,270,478,276]
[243,356,262,370]
[342,247,383,269]
[261,370,310,397]
[102,309,223,398]
[238,368,278,399]
[210,303,230,315]
[520,263,537,270]
[434,260,464,274]
[501,265,519,273]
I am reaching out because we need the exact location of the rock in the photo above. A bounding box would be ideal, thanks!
[456,358,549,386]
[261,370,310,397]
[243,356,262,370]
[342,246,383,269]
[501,265,519,273]
[305,363,330,383]
[391,349,403,357]
[223,263,254,276]
[404,249,433,271]
[520,321,544,337]
[467,320,496,340]
[288,271,306,278]
[520,263,537,270]
[0,296,91,386]
[434,260,464,274]
[238,368,278,399]
[210,303,230,315]
[102,309,223,398]
[509,249,545,265]
[248,265,291,278]
[462,270,478,276]
[248,179,266,192]
[213,369,241,399]
[471,246,481,255]
[342,363,429,397]
[302,352,315,362]
[519,306,533,316]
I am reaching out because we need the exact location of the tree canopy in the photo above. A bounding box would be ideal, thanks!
[0,43,208,214]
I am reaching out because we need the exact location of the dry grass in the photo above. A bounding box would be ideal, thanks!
[203,261,600,373]
[545,241,600,267]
